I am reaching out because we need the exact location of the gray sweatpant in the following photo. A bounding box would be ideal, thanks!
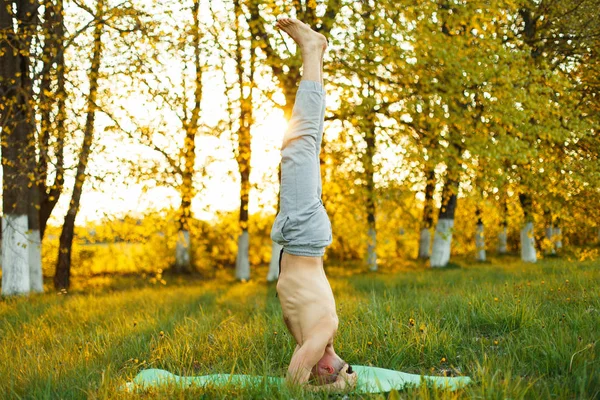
[270,80,332,257]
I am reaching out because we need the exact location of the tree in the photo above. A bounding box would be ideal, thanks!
[1,0,40,295]
[430,176,458,267]
[54,0,105,290]
[497,197,509,254]
[418,169,435,259]
[114,0,211,274]
[26,0,68,293]
[500,0,600,260]
[174,0,204,274]
[475,208,486,261]
[330,0,401,271]
[220,0,256,280]
[36,0,66,241]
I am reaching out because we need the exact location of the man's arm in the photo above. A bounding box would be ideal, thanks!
[286,336,329,385]
[285,319,335,386]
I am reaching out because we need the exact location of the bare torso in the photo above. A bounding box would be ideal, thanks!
[276,254,338,346]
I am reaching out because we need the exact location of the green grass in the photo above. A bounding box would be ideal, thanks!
[1,256,599,399]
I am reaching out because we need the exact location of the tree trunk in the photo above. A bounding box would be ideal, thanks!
[365,116,377,271]
[235,231,250,280]
[431,218,454,267]
[519,193,537,263]
[554,218,562,250]
[55,0,104,290]
[174,0,203,274]
[475,208,485,261]
[27,25,43,292]
[267,241,283,282]
[475,223,486,262]
[366,193,377,271]
[520,222,537,262]
[1,0,38,296]
[497,225,508,254]
[233,0,253,281]
[2,216,30,295]
[544,224,555,254]
[28,185,44,293]
[26,14,43,293]
[544,210,555,255]
[418,169,435,259]
[419,228,432,260]
[497,199,508,254]
[235,164,250,280]
[174,201,192,274]
[174,227,191,273]
[38,0,66,239]
[431,180,457,268]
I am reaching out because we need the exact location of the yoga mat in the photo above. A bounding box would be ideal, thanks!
[125,366,471,393]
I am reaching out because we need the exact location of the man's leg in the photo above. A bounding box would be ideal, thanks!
[316,84,326,201]
[315,47,326,201]
[271,19,331,257]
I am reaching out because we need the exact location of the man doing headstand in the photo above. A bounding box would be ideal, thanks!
[271,18,356,392]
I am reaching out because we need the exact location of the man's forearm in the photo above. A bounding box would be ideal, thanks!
[286,338,327,385]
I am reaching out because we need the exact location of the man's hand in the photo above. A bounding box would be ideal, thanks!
[305,364,357,393]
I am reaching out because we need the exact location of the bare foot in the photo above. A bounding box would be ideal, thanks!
[275,18,327,54]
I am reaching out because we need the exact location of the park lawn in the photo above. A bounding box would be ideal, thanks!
[0,255,599,399]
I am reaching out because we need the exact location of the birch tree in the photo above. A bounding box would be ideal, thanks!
[115,0,210,274]
[0,0,39,295]
[331,0,403,271]
[27,0,67,293]
[220,0,256,281]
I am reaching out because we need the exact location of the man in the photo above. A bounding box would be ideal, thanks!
[271,18,357,392]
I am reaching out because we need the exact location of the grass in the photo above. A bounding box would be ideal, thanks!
[1,255,599,399]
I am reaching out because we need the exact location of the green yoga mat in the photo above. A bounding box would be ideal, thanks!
[126,366,471,393]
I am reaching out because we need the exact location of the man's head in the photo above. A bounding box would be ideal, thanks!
[309,349,347,385]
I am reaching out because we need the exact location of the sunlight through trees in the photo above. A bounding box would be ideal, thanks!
[0,0,598,292]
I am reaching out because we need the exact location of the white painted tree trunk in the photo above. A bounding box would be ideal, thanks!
[267,241,282,282]
[235,230,250,280]
[475,223,486,262]
[545,225,555,255]
[553,227,562,250]
[431,218,454,267]
[175,229,191,272]
[520,222,537,263]
[367,226,377,271]
[497,227,508,254]
[1,215,31,296]
[28,229,44,293]
[418,228,431,259]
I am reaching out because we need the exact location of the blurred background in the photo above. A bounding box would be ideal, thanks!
[1,0,599,294]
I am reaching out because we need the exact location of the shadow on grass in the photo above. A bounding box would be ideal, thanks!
[430,262,464,270]
[19,290,216,399]
[69,271,211,296]
[0,293,59,337]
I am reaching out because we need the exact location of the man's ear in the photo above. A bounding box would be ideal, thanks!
[323,365,335,374]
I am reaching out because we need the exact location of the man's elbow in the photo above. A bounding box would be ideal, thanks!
[285,366,311,387]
